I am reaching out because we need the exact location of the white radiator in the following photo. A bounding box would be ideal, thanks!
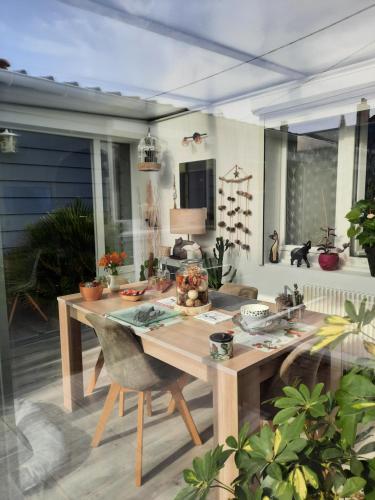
[303,284,375,369]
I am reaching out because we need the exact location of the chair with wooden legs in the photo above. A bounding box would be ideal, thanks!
[219,282,258,300]
[86,314,202,487]
[261,338,330,419]
[8,250,48,326]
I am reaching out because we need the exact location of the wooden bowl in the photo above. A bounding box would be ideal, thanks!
[79,284,104,302]
[120,288,146,302]
[120,294,143,302]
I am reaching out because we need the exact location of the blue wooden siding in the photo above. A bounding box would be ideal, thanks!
[0,131,92,251]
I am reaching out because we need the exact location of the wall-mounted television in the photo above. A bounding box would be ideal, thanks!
[179,159,216,230]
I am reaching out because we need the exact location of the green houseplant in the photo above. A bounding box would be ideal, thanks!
[177,375,375,499]
[346,199,375,276]
[5,199,96,297]
[203,237,237,290]
[317,226,349,271]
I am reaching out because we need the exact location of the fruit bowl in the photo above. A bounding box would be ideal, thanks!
[120,288,146,302]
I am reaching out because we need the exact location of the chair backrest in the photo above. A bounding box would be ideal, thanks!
[219,283,258,300]
[261,339,328,417]
[86,314,171,391]
[279,339,326,389]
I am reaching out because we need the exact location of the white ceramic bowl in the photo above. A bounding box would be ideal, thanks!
[240,303,270,319]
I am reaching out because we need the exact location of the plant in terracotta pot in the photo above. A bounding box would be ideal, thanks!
[346,199,375,276]
[79,279,104,301]
[317,226,349,271]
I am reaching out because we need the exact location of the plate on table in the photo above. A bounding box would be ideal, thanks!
[109,304,180,327]
[232,313,287,334]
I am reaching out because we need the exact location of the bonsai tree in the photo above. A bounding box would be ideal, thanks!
[317,227,349,271]
[346,199,375,276]
[177,374,375,499]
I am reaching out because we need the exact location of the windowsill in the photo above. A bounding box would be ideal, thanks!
[263,260,373,279]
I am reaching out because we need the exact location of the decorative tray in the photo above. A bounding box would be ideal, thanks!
[108,304,180,327]
[232,313,288,334]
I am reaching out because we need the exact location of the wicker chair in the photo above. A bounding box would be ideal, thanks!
[261,339,329,419]
[86,314,202,487]
[219,283,258,300]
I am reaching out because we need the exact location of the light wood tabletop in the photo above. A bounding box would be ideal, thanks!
[58,282,326,498]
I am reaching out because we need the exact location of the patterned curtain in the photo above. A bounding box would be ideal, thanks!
[285,133,338,246]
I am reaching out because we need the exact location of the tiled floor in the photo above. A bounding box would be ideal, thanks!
[1,305,214,499]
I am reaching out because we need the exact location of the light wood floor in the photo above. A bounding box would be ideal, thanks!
[2,307,214,500]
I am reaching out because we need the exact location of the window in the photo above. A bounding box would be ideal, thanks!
[100,141,133,264]
[263,104,371,265]
[285,124,338,245]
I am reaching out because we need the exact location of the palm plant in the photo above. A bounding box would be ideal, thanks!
[6,199,96,297]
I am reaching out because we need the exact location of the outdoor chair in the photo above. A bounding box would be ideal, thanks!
[8,249,48,327]
[86,313,202,487]
[219,283,258,300]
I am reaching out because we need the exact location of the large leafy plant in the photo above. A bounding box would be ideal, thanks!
[6,199,96,297]
[346,199,375,249]
[311,299,375,355]
[177,377,375,499]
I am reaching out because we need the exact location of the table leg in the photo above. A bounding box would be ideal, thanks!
[58,300,83,411]
[213,367,261,500]
[213,370,238,500]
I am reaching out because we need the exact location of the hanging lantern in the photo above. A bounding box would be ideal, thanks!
[0,129,18,153]
[137,128,161,171]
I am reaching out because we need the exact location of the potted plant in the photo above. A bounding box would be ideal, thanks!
[98,250,127,292]
[317,226,349,271]
[177,373,375,499]
[346,199,375,276]
[79,278,104,302]
[203,237,237,290]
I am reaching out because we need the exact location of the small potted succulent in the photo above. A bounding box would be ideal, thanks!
[79,278,105,301]
[317,226,349,271]
[346,199,375,276]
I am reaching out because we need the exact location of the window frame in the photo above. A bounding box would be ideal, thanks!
[274,104,369,271]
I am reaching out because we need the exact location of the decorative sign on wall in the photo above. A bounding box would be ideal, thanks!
[217,164,252,254]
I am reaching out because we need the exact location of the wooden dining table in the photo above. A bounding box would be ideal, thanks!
[57,283,326,498]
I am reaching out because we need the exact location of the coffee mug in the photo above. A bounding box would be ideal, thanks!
[209,332,233,361]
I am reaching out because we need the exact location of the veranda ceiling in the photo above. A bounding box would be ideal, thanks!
[2,0,375,121]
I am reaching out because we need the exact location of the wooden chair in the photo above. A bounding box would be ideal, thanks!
[261,338,329,419]
[8,250,48,326]
[219,283,258,300]
[86,314,202,487]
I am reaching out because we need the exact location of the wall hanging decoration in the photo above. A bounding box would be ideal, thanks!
[269,230,280,263]
[217,164,252,254]
[181,132,208,146]
[0,128,18,153]
[137,128,161,171]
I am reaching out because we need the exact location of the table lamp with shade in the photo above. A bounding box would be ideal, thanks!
[169,207,207,259]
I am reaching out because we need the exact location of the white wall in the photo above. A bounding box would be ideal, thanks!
[152,111,265,285]
[151,112,375,302]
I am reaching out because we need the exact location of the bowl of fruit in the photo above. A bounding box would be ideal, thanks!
[120,288,147,302]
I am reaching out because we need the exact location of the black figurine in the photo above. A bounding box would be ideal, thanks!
[269,230,279,263]
[290,241,311,268]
